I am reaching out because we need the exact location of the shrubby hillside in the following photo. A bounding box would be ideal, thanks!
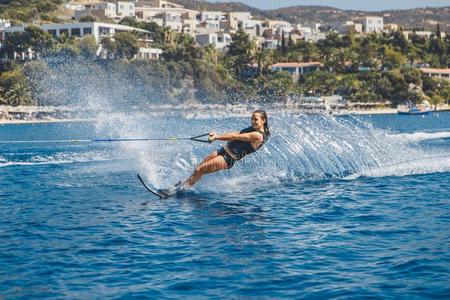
[0,2,449,107]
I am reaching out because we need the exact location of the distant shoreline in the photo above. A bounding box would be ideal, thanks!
[0,118,91,125]
[1,106,449,125]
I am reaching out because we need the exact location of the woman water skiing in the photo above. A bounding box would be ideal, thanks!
[158,109,270,196]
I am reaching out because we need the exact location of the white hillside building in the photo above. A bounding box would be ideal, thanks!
[3,22,162,60]
[363,16,383,33]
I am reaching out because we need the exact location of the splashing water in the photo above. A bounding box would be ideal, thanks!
[85,108,450,193]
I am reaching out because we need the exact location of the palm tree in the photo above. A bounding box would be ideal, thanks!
[204,44,219,65]
[0,86,6,105]
[5,83,32,106]
[406,46,420,66]
[255,49,274,76]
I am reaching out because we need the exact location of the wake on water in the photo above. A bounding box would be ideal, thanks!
[2,106,450,191]
[85,107,450,192]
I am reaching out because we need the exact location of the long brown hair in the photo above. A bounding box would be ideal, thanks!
[254,109,270,137]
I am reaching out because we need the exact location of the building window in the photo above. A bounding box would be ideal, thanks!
[283,67,296,74]
[48,29,57,37]
[83,28,92,35]
[71,28,81,36]
[59,29,69,36]
[99,27,110,36]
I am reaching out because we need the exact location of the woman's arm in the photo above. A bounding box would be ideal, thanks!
[209,131,263,143]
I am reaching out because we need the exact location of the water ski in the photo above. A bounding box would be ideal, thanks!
[136,174,182,199]
[157,181,184,198]
[137,174,164,198]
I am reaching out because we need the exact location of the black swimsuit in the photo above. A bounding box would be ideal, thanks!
[217,126,268,168]
[217,147,237,168]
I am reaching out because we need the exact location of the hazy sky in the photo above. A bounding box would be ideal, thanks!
[207,0,450,11]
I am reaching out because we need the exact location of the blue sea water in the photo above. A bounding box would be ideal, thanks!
[0,111,449,299]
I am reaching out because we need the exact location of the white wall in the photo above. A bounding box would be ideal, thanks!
[364,17,383,33]
[117,1,135,18]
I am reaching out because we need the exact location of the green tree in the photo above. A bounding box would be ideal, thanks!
[0,86,6,105]
[163,34,202,61]
[253,71,295,102]
[114,32,139,59]
[23,25,53,56]
[389,30,410,54]
[441,81,450,106]
[119,16,142,28]
[428,38,448,67]
[356,37,380,69]
[401,67,422,86]
[354,80,378,102]
[51,34,80,57]
[338,74,361,101]
[317,32,345,71]
[35,0,59,13]
[281,30,287,55]
[4,82,32,106]
[1,32,27,59]
[289,40,319,62]
[301,71,338,95]
[435,23,442,39]
[428,93,443,110]
[0,63,33,105]
[203,44,220,65]
[423,77,450,106]
[79,34,98,59]
[374,76,394,100]
[0,26,53,59]
[79,15,98,22]
[226,29,255,79]
[0,0,64,23]
[385,69,409,104]
[379,45,405,69]
[101,37,116,59]
[255,49,275,76]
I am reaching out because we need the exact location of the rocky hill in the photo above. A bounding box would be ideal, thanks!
[171,0,450,31]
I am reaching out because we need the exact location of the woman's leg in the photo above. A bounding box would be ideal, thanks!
[201,150,218,164]
[184,155,228,187]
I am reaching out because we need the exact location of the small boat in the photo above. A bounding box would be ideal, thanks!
[397,102,431,115]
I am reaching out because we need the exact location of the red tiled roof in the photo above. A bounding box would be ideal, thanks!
[420,68,450,75]
[271,62,322,68]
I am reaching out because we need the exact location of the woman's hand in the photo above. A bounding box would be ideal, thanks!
[208,131,217,143]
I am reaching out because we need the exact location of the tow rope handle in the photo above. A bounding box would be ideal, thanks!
[189,133,211,143]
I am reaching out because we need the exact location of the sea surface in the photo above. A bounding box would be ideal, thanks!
[0,111,449,299]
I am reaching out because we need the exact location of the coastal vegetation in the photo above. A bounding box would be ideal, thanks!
[0,0,65,24]
[0,2,449,107]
